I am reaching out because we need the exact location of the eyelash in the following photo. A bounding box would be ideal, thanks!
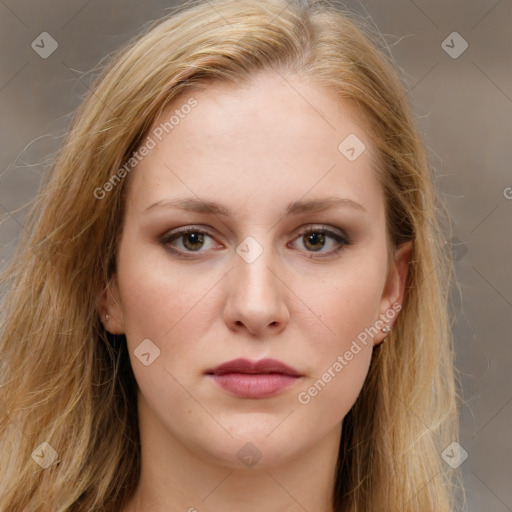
[159,225,350,259]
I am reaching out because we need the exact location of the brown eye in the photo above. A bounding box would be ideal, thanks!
[181,231,205,251]
[291,226,349,257]
[302,231,326,251]
[160,227,217,257]
[160,225,350,259]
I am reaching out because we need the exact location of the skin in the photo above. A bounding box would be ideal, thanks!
[99,70,411,512]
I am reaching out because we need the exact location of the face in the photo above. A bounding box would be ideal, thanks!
[100,71,411,469]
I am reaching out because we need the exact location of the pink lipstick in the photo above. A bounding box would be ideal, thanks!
[205,358,303,398]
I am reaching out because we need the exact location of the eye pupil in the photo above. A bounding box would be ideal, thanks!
[304,232,325,251]
[183,232,204,251]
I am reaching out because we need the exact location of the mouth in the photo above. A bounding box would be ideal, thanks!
[205,358,304,399]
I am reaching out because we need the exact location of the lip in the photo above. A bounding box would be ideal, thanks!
[205,358,303,399]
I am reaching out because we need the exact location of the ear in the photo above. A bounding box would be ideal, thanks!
[97,273,126,335]
[373,240,413,346]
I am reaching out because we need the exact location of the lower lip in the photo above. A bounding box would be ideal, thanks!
[208,373,301,398]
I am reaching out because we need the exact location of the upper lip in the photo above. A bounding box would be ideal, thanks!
[206,358,302,377]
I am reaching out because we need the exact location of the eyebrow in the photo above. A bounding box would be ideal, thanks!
[144,196,367,216]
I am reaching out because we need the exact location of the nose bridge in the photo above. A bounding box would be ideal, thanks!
[234,235,280,305]
[224,233,289,334]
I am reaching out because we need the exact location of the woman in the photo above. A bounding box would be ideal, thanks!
[0,0,463,510]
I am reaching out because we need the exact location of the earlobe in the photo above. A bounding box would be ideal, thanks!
[96,274,125,335]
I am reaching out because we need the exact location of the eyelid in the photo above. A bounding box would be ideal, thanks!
[290,225,350,256]
[295,224,349,241]
[159,225,218,251]
[159,223,350,257]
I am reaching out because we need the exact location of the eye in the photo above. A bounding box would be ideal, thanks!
[160,226,218,257]
[160,225,350,259]
[290,226,349,257]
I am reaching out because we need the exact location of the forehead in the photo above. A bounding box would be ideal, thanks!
[125,72,384,221]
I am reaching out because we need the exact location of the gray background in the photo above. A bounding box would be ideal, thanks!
[1,0,511,510]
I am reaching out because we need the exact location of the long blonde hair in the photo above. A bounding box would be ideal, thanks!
[0,0,462,510]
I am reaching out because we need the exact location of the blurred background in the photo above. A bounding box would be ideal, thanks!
[0,0,511,509]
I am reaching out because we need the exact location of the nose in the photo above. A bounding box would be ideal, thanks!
[222,244,290,337]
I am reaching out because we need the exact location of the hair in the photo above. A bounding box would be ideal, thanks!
[0,0,463,510]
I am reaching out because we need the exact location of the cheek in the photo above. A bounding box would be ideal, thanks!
[296,343,372,428]
[115,238,221,367]
[291,254,386,415]
[116,248,214,430]
[297,253,386,351]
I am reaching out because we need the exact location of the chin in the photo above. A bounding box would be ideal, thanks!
[191,427,300,470]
